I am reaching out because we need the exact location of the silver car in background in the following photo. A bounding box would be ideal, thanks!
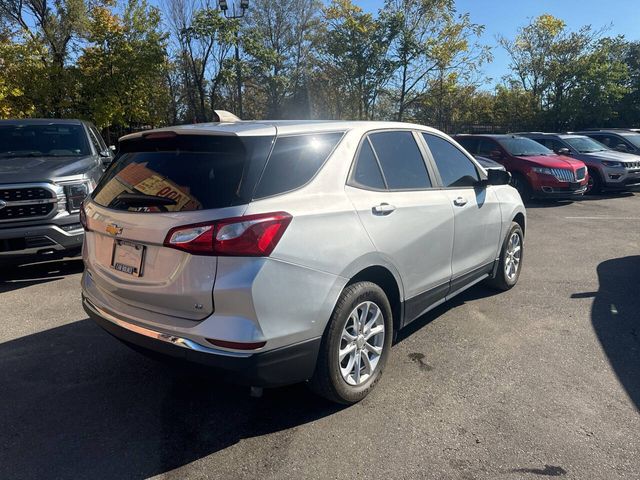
[520,132,640,193]
[81,120,526,404]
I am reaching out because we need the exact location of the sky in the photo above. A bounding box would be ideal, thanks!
[354,0,640,87]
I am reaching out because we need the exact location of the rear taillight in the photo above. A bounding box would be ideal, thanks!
[163,212,292,256]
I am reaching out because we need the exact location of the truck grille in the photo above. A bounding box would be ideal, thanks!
[0,203,56,220]
[549,168,575,182]
[0,187,54,202]
[575,167,586,181]
[0,184,59,222]
[625,161,640,169]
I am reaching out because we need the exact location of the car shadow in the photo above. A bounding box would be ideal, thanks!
[523,199,575,209]
[396,283,502,343]
[580,191,635,201]
[0,319,344,479]
[573,255,640,411]
[0,258,84,294]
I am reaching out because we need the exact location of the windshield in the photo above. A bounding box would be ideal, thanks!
[499,137,553,156]
[563,136,608,153]
[621,133,640,148]
[0,124,91,157]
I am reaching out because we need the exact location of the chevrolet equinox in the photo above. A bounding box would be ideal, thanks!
[81,119,526,404]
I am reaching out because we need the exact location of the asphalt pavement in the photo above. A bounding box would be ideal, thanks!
[1,191,639,480]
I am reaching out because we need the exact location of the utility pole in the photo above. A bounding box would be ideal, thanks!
[218,1,249,118]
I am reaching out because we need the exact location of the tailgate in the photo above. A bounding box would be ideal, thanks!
[83,203,247,320]
[82,130,275,320]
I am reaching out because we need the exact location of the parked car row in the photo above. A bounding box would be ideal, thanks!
[455,129,640,199]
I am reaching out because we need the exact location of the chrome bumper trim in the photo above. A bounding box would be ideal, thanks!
[83,296,251,358]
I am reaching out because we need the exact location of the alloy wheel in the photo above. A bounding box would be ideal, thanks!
[338,301,385,386]
[504,231,522,281]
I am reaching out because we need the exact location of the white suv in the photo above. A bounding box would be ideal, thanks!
[81,120,526,404]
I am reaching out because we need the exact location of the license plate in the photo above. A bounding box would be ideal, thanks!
[111,240,145,277]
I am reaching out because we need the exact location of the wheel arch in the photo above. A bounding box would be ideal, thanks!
[345,265,403,334]
[513,212,526,236]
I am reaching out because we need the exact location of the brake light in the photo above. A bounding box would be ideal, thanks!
[163,212,292,256]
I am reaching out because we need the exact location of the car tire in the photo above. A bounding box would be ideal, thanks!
[486,222,524,291]
[586,168,602,194]
[511,173,532,201]
[309,281,393,405]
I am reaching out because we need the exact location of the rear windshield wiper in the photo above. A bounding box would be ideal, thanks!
[112,192,178,208]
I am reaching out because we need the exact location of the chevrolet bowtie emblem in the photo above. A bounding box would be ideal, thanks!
[106,224,123,236]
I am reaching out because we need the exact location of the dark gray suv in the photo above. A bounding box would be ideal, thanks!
[0,119,112,264]
[520,132,640,193]
[576,130,640,156]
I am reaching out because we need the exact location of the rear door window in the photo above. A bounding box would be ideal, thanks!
[368,131,431,189]
[253,132,344,199]
[92,135,274,212]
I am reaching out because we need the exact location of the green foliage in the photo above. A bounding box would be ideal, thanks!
[1,2,640,134]
[77,0,169,129]
[319,0,397,120]
[382,0,490,121]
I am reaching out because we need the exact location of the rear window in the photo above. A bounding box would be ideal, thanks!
[253,132,344,199]
[92,135,274,212]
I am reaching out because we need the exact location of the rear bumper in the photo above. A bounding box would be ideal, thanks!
[83,296,321,387]
[0,220,83,262]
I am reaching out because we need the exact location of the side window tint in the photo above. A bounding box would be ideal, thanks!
[91,126,107,151]
[477,139,497,156]
[352,140,386,189]
[254,132,343,199]
[368,131,431,189]
[87,128,102,154]
[456,137,479,154]
[423,133,480,188]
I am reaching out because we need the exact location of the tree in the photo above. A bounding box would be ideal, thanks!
[568,37,630,128]
[77,0,170,130]
[619,41,640,126]
[0,27,46,117]
[0,0,89,115]
[382,0,489,121]
[498,14,603,129]
[318,0,396,120]
[165,0,237,122]
[242,0,321,118]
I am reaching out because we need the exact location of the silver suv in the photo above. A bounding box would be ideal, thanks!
[81,120,526,404]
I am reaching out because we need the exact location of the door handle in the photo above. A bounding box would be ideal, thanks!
[453,197,467,207]
[372,203,396,215]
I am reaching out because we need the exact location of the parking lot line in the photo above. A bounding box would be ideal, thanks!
[564,216,640,220]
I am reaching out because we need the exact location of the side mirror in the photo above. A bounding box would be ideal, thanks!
[556,147,570,155]
[487,168,511,186]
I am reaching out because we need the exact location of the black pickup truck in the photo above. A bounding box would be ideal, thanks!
[0,119,112,264]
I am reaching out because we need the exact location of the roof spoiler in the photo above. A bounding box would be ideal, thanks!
[213,110,241,123]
